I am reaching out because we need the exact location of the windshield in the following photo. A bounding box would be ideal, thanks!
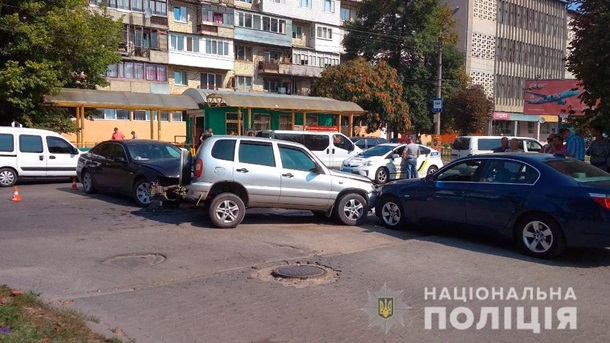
[546,159,610,182]
[129,143,181,161]
[360,145,395,157]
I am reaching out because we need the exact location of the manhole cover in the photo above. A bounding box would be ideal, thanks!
[271,265,327,279]
[102,253,166,268]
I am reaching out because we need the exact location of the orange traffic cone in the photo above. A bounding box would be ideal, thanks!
[10,186,22,202]
[71,178,78,190]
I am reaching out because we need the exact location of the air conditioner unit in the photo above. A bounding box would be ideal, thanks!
[278,87,287,94]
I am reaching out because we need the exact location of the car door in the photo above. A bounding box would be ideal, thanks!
[416,146,432,176]
[85,143,115,188]
[389,145,406,179]
[277,144,332,209]
[234,140,280,206]
[17,134,47,176]
[465,159,538,231]
[330,133,356,169]
[45,136,79,177]
[103,143,133,193]
[414,159,485,226]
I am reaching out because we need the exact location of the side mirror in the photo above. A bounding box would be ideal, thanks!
[72,148,80,155]
[391,154,400,160]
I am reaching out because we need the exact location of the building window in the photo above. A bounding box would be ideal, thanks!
[253,114,271,131]
[202,4,234,26]
[527,122,534,134]
[279,114,292,130]
[174,71,187,86]
[292,25,302,39]
[226,112,239,134]
[92,109,130,121]
[323,0,335,13]
[299,0,311,8]
[235,11,286,34]
[340,7,350,21]
[170,34,199,53]
[205,39,230,56]
[173,6,187,22]
[107,62,166,82]
[235,0,252,3]
[264,80,280,92]
[316,26,332,40]
[133,110,150,121]
[90,0,166,15]
[235,45,253,61]
[171,111,184,122]
[200,73,223,89]
[236,76,252,90]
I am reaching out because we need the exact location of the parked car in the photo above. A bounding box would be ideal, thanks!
[256,130,362,169]
[451,136,545,160]
[350,137,388,150]
[77,140,191,206]
[186,136,377,228]
[0,127,81,187]
[375,153,610,259]
[340,143,444,184]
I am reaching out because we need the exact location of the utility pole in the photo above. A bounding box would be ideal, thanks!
[434,6,460,136]
[435,36,443,136]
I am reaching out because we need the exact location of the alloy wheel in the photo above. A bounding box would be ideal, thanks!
[215,199,240,224]
[342,198,364,221]
[381,202,401,226]
[522,220,554,253]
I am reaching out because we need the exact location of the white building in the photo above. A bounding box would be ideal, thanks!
[448,0,568,139]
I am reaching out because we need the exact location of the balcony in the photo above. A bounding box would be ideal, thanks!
[150,16,168,27]
[206,0,234,5]
[257,61,280,73]
[286,64,323,78]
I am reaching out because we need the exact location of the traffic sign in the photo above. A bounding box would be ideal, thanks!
[433,98,443,113]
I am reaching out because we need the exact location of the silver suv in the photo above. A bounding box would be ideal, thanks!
[186,136,377,228]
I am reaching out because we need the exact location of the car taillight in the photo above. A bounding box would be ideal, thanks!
[590,193,610,210]
[195,158,203,178]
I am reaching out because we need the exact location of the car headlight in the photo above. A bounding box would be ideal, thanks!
[365,161,374,166]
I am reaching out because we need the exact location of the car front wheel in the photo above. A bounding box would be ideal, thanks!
[335,193,367,226]
[209,193,246,228]
[377,196,406,230]
[374,167,390,184]
[133,179,152,207]
[81,170,97,194]
[517,214,565,259]
[0,168,17,187]
[427,165,439,175]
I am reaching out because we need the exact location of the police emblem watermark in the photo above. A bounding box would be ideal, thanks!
[362,283,410,333]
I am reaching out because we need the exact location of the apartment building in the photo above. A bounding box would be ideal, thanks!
[448,0,568,139]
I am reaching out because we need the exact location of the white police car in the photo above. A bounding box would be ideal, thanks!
[340,143,444,184]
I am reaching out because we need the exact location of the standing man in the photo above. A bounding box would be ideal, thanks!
[493,137,509,153]
[559,127,585,161]
[402,138,421,179]
[505,138,524,152]
[111,127,125,140]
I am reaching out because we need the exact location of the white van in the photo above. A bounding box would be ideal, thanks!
[0,127,81,187]
[451,135,545,160]
[256,130,362,168]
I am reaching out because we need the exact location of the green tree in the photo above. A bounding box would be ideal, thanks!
[311,58,410,133]
[566,0,610,128]
[443,84,493,135]
[343,0,468,134]
[0,0,123,132]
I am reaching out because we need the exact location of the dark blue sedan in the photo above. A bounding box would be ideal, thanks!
[375,153,610,258]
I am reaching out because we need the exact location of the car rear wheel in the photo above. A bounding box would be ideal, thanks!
[374,167,390,184]
[133,179,152,207]
[0,168,17,187]
[335,193,367,226]
[209,193,245,228]
[377,196,406,230]
[517,214,565,259]
[81,170,97,194]
[427,165,439,175]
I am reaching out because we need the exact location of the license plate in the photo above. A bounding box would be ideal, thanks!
[343,168,352,173]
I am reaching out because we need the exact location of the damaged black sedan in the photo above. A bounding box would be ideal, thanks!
[76,140,191,206]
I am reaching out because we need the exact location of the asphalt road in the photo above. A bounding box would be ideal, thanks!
[1,181,609,343]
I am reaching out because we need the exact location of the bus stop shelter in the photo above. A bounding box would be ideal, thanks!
[44,88,199,147]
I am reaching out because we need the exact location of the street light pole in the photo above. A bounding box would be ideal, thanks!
[434,6,460,136]
[435,36,443,136]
